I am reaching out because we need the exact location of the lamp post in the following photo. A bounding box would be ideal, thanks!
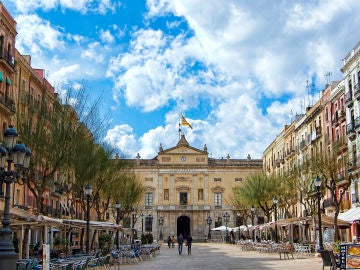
[251,205,255,241]
[223,212,230,243]
[314,176,324,251]
[141,213,144,235]
[158,216,163,240]
[237,212,241,240]
[85,184,92,254]
[132,209,136,244]
[0,125,31,270]
[273,196,278,243]
[115,201,121,249]
[206,216,212,240]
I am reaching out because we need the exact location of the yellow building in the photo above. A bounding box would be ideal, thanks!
[132,134,262,241]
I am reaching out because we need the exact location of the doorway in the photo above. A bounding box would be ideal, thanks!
[177,215,190,237]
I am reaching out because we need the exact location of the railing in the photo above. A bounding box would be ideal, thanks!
[0,92,15,112]
[0,48,15,68]
[323,198,335,208]
[345,91,353,107]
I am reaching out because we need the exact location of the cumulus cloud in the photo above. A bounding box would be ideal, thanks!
[10,0,116,14]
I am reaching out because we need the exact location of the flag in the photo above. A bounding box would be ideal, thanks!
[181,115,193,129]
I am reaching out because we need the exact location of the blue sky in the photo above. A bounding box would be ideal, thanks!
[2,0,360,159]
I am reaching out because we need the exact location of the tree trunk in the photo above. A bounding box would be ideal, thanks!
[21,226,30,259]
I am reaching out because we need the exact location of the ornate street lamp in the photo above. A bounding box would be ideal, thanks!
[0,125,31,270]
[141,213,144,235]
[158,216,164,240]
[223,212,230,243]
[206,216,212,240]
[314,176,324,251]
[115,201,121,249]
[237,212,241,240]
[132,209,136,244]
[273,196,278,243]
[251,205,255,241]
[85,184,92,254]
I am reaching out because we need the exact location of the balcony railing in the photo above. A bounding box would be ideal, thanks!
[355,83,360,100]
[346,91,353,107]
[0,48,15,68]
[323,198,335,208]
[0,92,15,113]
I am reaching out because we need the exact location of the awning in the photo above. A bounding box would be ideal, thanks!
[10,207,36,221]
[6,77,11,85]
[317,215,350,228]
[63,219,121,230]
[37,215,63,227]
[338,207,360,223]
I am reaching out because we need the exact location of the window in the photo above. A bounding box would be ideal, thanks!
[15,188,20,205]
[145,216,153,232]
[214,178,221,182]
[164,189,169,200]
[180,192,188,205]
[235,178,242,182]
[198,189,203,201]
[214,193,222,206]
[145,193,153,206]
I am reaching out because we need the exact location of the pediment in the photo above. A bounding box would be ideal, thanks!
[162,146,204,155]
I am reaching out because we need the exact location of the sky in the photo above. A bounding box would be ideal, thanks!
[2,0,360,159]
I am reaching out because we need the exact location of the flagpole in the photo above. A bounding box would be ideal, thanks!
[178,119,181,140]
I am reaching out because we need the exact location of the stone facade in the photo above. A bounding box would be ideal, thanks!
[131,134,262,241]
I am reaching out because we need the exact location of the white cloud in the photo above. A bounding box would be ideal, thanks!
[9,0,117,14]
[100,29,115,43]
[15,14,65,56]
[80,42,105,63]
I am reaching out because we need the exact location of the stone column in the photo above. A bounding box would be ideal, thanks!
[204,174,209,204]
[193,174,197,206]
[170,174,174,205]
[158,174,163,205]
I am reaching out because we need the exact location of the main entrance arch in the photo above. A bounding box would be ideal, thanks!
[177,215,190,237]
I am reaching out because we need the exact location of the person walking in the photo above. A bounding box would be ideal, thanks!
[177,233,184,255]
[167,235,172,248]
[187,234,193,255]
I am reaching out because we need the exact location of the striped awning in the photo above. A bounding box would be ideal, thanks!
[338,207,360,223]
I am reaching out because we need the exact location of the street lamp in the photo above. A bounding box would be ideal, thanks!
[314,176,324,251]
[158,216,164,240]
[115,201,121,249]
[0,125,31,270]
[250,206,255,241]
[132,209,136,244]
[206,216,212,240]
[273,196,278,243]
[85,184,92,254]
[237,212,241,240]
[223,212,230,243]
[141,213,144,235]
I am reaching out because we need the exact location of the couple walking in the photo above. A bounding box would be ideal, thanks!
[177,233,192,255]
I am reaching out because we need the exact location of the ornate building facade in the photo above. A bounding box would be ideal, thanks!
[132,134,263,241]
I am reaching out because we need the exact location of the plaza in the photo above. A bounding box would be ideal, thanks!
[116,242,323,270]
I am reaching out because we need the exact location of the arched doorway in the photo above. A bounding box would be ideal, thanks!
[177,215,190,237]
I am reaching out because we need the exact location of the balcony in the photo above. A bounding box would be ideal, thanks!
[340,199,351,211]
[347,122,356,141]
[355,116,360,130]
[0,48,15,69]
[345,91,353,108]
[323,198,336,209]
[355,83,360,100]
[0,92,15,113]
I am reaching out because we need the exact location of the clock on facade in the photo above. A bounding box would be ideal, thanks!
[181,156,186,162]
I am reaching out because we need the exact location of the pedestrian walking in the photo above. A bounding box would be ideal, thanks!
[167,235,172,248]
[187,234,192,255]
[171,235,175,248]
[177,233,184,255]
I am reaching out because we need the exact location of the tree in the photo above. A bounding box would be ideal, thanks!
[304,142,350,241]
